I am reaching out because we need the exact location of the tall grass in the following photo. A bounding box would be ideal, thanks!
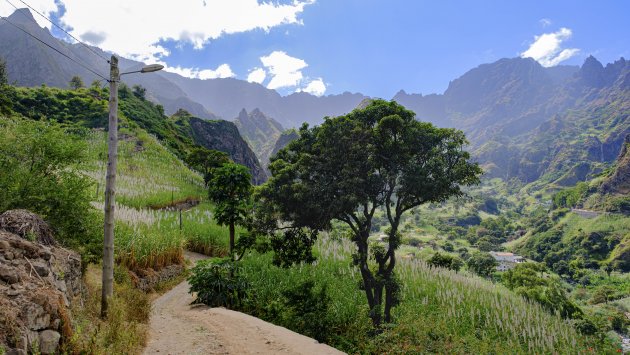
[83,129,229,270]
[236,234,617,353]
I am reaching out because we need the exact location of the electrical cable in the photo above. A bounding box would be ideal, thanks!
[0,14,109,81]
[14,0,110,63]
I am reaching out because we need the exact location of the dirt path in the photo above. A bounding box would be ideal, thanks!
[143,251,345,355]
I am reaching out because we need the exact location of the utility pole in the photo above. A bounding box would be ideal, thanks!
[102,55,119,318]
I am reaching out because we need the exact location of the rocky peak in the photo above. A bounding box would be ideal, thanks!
[7,8,36,24]
[578,55,606,87]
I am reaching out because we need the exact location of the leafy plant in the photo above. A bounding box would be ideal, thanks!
[188,258,249,308]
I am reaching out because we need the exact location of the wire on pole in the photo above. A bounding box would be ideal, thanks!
[14,0,110,63]
[0,11,109,81]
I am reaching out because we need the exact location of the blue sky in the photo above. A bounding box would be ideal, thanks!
[3,0,628,98]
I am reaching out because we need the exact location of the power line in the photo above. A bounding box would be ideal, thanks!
[0,14,109,81]
[14,0,110,63]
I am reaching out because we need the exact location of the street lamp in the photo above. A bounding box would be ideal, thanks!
[101,55,163,317]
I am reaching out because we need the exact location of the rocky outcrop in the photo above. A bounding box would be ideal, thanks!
[188,117,267,184]
[0,211,82,354]
[601,134,630,194]
[233,108,284,172]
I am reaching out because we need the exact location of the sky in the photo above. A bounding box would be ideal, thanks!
[1,0,629,98]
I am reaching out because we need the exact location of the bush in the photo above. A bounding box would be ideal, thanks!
[188,258,249,308]
[0,118,99,250]
[275,280,332,343]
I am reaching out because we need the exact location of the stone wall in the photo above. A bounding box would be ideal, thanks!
[0,230,81,354]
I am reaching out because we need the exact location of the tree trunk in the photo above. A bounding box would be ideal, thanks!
[102,55,119,318]
[229,222,235,260]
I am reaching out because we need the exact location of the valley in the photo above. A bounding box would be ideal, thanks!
[0,5,629,354]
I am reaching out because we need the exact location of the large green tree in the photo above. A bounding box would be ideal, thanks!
[208,162,253,258]
[259,99,481,327]
[186,146,230,187]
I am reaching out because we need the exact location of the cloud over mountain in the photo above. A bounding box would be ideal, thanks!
[521,27,579,67]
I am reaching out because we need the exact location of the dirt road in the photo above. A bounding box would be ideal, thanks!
[142,252,344,355]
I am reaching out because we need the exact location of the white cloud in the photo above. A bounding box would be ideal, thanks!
[247,67,266,84]
[260,51,307,90]
[521,27,580,67]
[0,0,58,29]
[54,0,314,63]
[539,18,552,28]
[166,63,234,80]
[299,78,326,96]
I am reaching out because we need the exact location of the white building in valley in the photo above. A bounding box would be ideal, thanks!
[490,252,524,271]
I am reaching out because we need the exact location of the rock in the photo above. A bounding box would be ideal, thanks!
[5,251,14,260]
[32,262,49,277]
[23,303,50,330]
[38,330,60,354]
[6,349,27,355]
[0,265,20,284]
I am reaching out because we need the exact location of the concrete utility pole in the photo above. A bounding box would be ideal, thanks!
[102,55,119,318]
[100,56,163,318]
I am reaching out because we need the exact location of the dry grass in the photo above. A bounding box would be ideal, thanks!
[66,264,150,354]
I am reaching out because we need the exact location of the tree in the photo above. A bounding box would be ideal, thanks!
[0,57,7,86]
[259,99,481,327]
[186,146,230,186]
[132,84,147,100]
[69,75,84,90]
[467,251,497,278]
[0,57,13,115]
[428,252,463,272]
[208,163,252,258]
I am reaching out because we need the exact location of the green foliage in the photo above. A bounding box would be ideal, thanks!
[0,117,100,250]
[132,85,146,100]
[553,182,589,209]
[208,163,252,227]
[274,280,332,343]
[427,252,463,272]
[188,258,249,308]
[503,263,582,318]
[261,99,481,327]
[69,75,84,90]
[466,251,497,277]
[0,57,7,85]
[185,146,230,186]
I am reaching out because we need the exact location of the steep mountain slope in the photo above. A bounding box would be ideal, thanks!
[160,71,368,127]
[601,134,630,195]
[6,84,265,183]
[0,9,214,119]
[233,108,284,170]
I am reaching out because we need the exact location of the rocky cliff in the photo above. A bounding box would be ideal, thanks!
[184,117,267,184]
[0,210,82,355]
[601,134,630,194]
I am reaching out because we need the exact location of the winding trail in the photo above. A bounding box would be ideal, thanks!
[142,251,344,355]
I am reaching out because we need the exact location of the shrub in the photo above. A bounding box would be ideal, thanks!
[188,258,249,308]
[0,118,99,249]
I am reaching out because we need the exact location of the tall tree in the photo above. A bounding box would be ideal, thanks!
[208,163,252,258]
[132,85,147,100]
[0,57,13,115]
[186,146,230,186]
[69,75,84,90]
[259,99,481,327]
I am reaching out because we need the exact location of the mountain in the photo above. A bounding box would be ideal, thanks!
[0,9,214,119]
[233,108,284,171]
[159,71,368,127]
[171,110,267,184]
[601,134,630,195]
[2,8,629,188]
[270,129,299,161]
